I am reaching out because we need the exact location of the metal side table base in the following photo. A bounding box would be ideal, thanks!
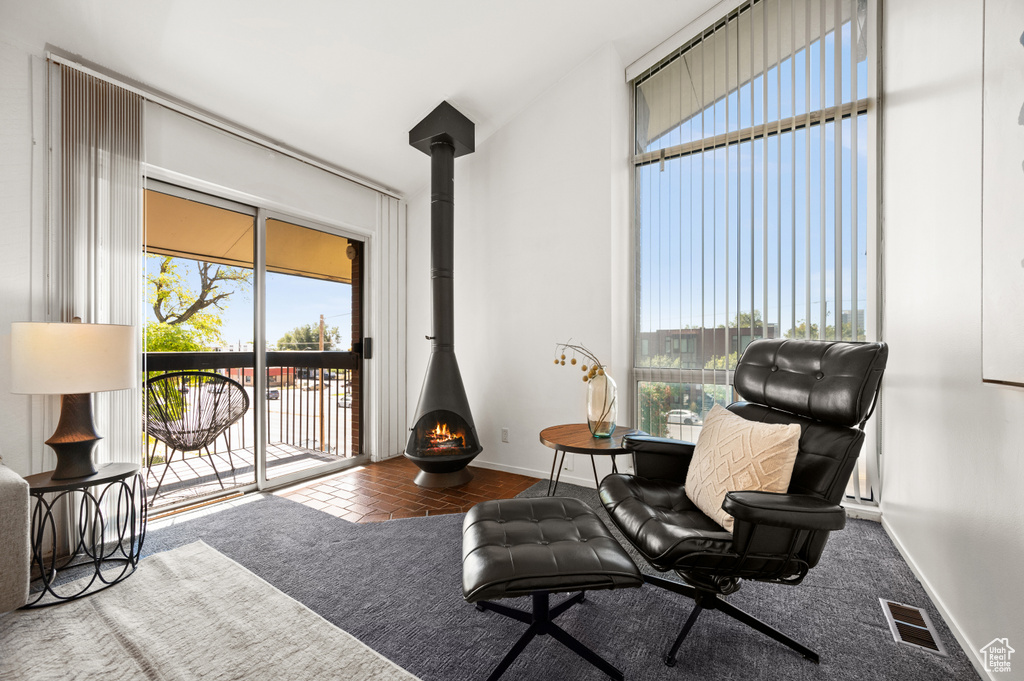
[23,464,147,608]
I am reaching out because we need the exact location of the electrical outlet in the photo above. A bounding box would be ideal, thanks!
[561,455,573,472]
[500,427,509,443]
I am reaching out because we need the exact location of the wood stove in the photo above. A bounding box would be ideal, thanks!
[404,102,482,487]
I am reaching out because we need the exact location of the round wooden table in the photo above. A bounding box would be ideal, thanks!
[539,424,636,496]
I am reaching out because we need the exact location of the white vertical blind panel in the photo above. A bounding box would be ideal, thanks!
[52,63,142,469]
[372,195,407,461]
[386,197,397,457]
[377,196,391,459]
[396,201,407,461]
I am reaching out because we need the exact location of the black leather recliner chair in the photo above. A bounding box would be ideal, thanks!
[599,338,887,666]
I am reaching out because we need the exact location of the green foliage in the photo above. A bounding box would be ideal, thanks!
[144,321,213,353]
[637,382,734,437]
[784,319,821,340]
[636,353,684,369]
[783,319,866,342]
[718,310,764,328]
[637,382,675,436]
[704,351,739,370]
[277,323,341,350]
[146,255,252,350]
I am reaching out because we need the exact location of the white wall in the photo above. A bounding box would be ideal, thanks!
[881,0,1024,675]
[406,44,631,487]
[0,37,47,476]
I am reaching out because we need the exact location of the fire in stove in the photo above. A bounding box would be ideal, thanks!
[409,408,478,461]
[424,422,466,452]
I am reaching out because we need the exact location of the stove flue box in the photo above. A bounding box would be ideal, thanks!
[404,102,482,488]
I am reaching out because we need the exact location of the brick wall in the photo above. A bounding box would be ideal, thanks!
[350,239,363,456]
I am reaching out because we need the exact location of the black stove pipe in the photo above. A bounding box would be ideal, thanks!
[405,101,480,487]
[430,139,455,351]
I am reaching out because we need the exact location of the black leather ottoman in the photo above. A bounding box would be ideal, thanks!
[462,497,642,681]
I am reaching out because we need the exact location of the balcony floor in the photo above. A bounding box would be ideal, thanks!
[145,442,350,509]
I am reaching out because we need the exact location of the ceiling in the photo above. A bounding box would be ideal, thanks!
[0,0,721,197]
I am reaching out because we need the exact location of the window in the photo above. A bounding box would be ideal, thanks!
[632,0,878,501]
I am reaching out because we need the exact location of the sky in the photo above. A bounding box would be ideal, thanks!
[636,17,870,342]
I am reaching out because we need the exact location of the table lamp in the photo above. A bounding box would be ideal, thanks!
[10,319,136,479]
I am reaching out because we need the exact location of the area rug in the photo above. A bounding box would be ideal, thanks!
[138,484,981,681]
[0,541,418,681]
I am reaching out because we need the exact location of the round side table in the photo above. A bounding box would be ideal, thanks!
[539,424,639,496]
[24,463,147,608]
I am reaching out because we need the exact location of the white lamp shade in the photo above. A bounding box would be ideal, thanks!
[10,322,137,395]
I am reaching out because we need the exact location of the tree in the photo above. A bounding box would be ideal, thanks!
[146,255,252,351]
[783,318,865,341]
[637,382,675,437]
[704,351,739,370]
[717,310,764,329]
[277,323,341,351]
[784,319,821,340]
[144,321,207,353]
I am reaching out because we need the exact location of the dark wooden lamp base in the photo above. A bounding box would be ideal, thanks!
[46,393,101,480]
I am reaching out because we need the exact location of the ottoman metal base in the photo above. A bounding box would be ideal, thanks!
[476,591,623,681]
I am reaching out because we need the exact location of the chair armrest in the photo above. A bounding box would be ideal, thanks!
[0,463,30,612]
[723,491,846,532]
[623,434,695,482]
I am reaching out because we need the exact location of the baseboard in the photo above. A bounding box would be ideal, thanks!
[841,500,882,522]
[468,459,599,490]
[881,517,993,681]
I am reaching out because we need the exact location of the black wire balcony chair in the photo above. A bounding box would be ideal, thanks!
[144,371,250,502]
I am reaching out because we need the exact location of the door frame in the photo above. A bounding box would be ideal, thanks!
[143,178,369,506]
[257,208,369,491]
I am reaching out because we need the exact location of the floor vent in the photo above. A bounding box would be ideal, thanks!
[880,599,947,656]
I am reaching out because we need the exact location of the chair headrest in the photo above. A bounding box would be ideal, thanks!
[733,339,888,427]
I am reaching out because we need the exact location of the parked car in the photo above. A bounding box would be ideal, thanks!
[665,409,701,426]
[266,389,280,400]
[300,379,328,391]
[337,394,352,408]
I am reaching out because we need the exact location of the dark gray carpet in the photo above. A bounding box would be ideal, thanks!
[143,482,980,680]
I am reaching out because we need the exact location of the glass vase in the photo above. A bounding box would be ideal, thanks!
[587,372,617,438]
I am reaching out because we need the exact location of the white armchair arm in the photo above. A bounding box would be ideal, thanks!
[0,461,29,613]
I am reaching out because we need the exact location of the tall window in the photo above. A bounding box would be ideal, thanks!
[632,0,878,500]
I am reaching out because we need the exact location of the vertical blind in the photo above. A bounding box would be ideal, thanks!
[373,194,407,461]
[632,0,878,501]
[51,62,143,468]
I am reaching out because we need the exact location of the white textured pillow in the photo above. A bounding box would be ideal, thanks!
[685,404,801,532]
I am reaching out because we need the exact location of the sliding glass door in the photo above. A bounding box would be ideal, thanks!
[264,216,363,481]
[143,182,365,510]
[143,185,257,509]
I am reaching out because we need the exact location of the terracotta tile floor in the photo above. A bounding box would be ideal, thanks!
[274,456,539,523]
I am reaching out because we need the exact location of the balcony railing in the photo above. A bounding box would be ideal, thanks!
[144,351,360,509]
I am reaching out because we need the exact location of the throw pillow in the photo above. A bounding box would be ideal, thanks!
[685,404,801,532]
